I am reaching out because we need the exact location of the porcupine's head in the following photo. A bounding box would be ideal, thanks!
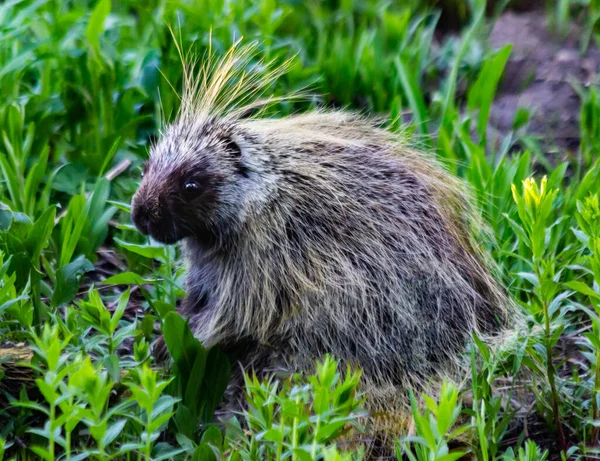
[131,41,293,245]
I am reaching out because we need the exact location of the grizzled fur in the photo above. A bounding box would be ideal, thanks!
[131,43,512,394]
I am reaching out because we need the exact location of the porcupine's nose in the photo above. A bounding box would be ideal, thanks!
[131,203,152,236]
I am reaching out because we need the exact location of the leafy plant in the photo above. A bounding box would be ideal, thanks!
[397,381,470,461]
[226,355,365,461]
[509,176,567,453]
[162,312,231,449]
[501,440,549,461]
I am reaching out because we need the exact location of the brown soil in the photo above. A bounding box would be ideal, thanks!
[489,9,600,153]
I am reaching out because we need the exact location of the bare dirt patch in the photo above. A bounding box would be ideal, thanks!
[489,9,600,153]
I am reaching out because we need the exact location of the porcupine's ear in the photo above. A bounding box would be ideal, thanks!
[223,134,251,178]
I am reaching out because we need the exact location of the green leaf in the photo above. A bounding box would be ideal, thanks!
[151,395,178,420]
[175,405,196,440]
[0,206,13,232]
[104,354,120,383]
[192,444,218,461]
[438,3,485,137]
[110,287,130,333]
[128,386,151,412]
[512,107,531,131]
[471,332,490,362]
[51,258,94,307]
[115,238,169,261]
[293,448,314,461]
[152,447,187,461]
[565,281,600,301]
[316,420,346,442]
[35,379,57,404]
[467,44,512,142]
[108,200,131,213]
[23,145,50,216]
[259,428,284,443]
[98,137,121,177]
[199,347,231,423]
[395,56,428,135]
[86,0,111,59]
[175,432,196,453]
[153,300,176,318]
[30,446,52,461]
[150,404,175,431]
[102,272,156,286]
[162,312,203,384]
[102,419,127,447]
[200,426,223,448]
[59,194,87,267]
[24,206,56,262]
[12,401,49,416]
[517,272,539,288]
[0,295,28,313]
[436,453,468,461]
[185,349,208,416]
[0,49,35,80]
[141,314,155,340]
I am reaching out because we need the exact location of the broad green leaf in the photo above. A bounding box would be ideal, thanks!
[0,205,12,231]
[199,347,231,423]
[162,312,202,384]
[51,258,94,307]
[102,272,155,286]
[565,281,600,301]
[102,419,127,447]
[175,404,196,440]
[30,446,52,461]
[110,287,130,333]
[24,206,55,262]
[104,354,120,383]
[200,426,223,449]
[115,238,169,261]
[185,349,208,416]
[192,444,217,461]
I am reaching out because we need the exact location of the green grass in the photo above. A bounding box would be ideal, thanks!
[1,0,600,459]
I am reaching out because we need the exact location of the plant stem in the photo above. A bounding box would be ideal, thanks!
[32,277,42,334]
[49,401,55,461]
[592,348,600,445]
[145,413,152,460]
[311,415,321,459]
[542,299,567,454]
[291,394,300,459]
[276,414,285,461]
[65,429,71,459]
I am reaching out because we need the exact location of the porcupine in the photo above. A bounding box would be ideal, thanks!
[130,42,513,416]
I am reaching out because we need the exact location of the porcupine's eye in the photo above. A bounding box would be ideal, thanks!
[184,181,200,196]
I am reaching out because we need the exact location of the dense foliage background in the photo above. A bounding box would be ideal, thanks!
[2,0,600,459]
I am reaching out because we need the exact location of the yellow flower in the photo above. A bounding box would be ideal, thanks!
[522,175,547,209]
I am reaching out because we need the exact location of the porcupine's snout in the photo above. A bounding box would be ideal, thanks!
[130,200,152,236]
[131,181,185,245]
